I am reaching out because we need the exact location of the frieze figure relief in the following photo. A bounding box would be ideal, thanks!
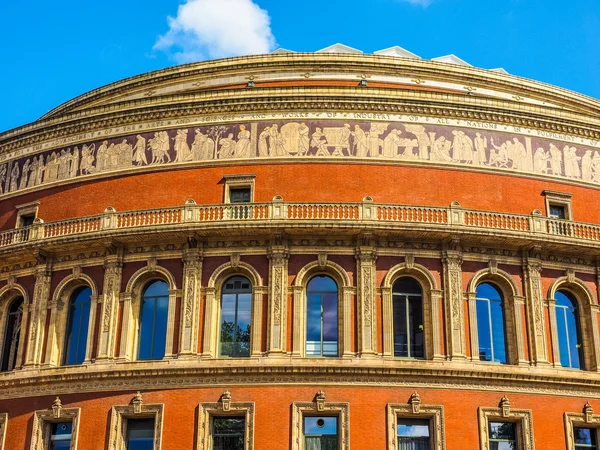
[3,119,600,197]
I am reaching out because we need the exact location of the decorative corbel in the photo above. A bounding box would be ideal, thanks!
[220,391,232,412]
[6,274,15,289]
[584,402,595,424]
[315,390,326,412]
[405,254,415,270]
[488,259,498,275]
[566,268,576,283]
[52,397,63,419]
[72,265,82,280]
[500,396,511,418]
[231,253,241,268]
[147,258,157,273]
[318,253,328,269]
[131,391,143,414]
[409,392,421,414]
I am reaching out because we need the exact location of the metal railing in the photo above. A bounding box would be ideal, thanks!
[2,199,600,249]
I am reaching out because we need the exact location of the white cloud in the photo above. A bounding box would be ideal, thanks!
[154,0,276,63]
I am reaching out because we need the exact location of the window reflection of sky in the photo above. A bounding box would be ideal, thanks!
[476,283,507,364]
[220,277,252,357]
[555,290,581,369]
[304,417,337,435]
[64,287,92,365]
[306,276,338,356]
[138,280,169,360]
[397,419,430,437]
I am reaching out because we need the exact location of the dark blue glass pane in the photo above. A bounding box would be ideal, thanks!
[476,299,492,361]
[490,299,507,363]
[127,418,154,450]
[64,287,92,365]
[393,277,422,295]
[143,280,169,298]
[306,293,322,343]
[393,295,408,357]
[476,283,502,301]
[555,290,576,308]
[409,296,424,358]
[219,278,252,358]
[489,422,516,440]
[307,276,337,293]
[555,291,582,369]
[322,294,338,342]
[556,307,571,367]
[574,428,596,445]
[152,296,168,360]
[138,296,155,360]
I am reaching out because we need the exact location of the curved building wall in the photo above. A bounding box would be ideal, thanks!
[0,53,600,450]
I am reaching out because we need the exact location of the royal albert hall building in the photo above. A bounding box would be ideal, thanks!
[1,44,600,450]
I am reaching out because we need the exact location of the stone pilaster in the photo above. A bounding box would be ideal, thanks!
[96,251,123,360]
[179,248,203,356]
[355,246,377,357]
[430,289,444,359]
[442,249,466,359]
[24,256,52,367]
[466,291,479,361]
[267,245,289,355]
[513,295,529,365]
[522,254,550,365]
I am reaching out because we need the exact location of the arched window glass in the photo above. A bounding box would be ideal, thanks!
[63,287,92,365]
[475,283,507,363]
[138,280,169,360]
[392,277,424,358]
[306,275,338,357]
[1,297,24,372]
[220,276,252,358]
[555,290,582,369]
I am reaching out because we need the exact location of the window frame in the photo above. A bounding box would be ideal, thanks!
[0,413,7,450]
[305,275,339,358]
[474,283,508,364]
[1,296,24,372]
[554,289,584,370]
[218,276,253,359]
[391,277,425,360]
[386,396,445,450]
[565,404,600,450]
[543,190,573,220]
[62,287,93,367]
[292,392,349,450]
[30,400,81,450]
[137,280,170,361]
[197,393,255,450]
[107,394,163,450]
[15,201,40,229]
[478,399,534,450]
[223,174,256,204]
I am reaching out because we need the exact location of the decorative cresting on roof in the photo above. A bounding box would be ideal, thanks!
[316,43,363,54]
[374,46,421,59]
[431,54,472,66]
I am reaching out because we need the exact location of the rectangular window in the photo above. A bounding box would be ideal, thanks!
[212,417,245,450]
[229,188,251,204]
[549,205,566,219]
[489,421,517,449]
[304,416,338,450]
[126,418,155,450]
[49,423,72,450]
[397,419,430,449]
[574,428,598,450]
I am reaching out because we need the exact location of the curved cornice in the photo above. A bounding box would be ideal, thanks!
[1,54,599,153]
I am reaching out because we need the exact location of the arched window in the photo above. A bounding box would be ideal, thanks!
[392,277,424,358]
[220,276,252,358]
[63,287,92,365]
[306,275,338,357]
[475,283,507,363]
[138,280,169,360]
[555,290,583,369]
[1,297,23,372]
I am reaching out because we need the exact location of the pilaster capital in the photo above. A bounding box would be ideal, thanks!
[267,246,290,265]
[442,250,462,269]
[355,246,377,263]
[182,247,203,266]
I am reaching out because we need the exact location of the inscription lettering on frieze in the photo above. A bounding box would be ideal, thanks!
[3,118,600,196]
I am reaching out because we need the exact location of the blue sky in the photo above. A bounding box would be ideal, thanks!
[1,0,599,133]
